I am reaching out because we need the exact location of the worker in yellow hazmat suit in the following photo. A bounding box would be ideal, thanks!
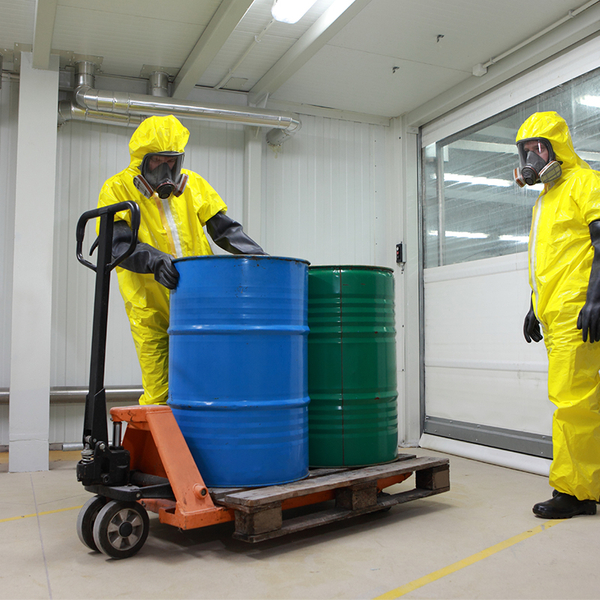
[97,115,265,405]
[515,111,600,518]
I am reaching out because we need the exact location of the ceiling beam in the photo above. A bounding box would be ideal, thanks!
[32,0,58,70]
[172,0,255,100]
[249,0,372,102]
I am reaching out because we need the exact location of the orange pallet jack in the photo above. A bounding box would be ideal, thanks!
[75,204,450,560]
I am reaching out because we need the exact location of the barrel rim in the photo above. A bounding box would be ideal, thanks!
[308,265,394,274]
[174,255,310,266]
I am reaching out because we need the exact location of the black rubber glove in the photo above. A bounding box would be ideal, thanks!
[578,219,600,342]
[206,211,267,255]
[523,295,543,343]
[112,220,179,289]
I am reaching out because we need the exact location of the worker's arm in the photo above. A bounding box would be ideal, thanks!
[205,211,267,255]
[523,294,543,343]
[112,220,179,289]
[578,219,600,342]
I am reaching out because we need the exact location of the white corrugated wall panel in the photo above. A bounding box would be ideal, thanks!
[27,118,244,446]
[53,121,138,389]
[51,118,246,391]
[424,254,551,435]
[0,77,18,390]
[5,109,385,446]
[48,399,131,445]
[262,115,388,266]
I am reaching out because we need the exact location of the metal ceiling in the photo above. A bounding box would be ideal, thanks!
[0,0,599,119]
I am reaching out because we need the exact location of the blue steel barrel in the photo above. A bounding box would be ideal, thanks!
[168,255,310,487]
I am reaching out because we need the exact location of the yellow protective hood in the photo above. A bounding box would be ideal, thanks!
[128,115,190,171]
[516,111,589,179]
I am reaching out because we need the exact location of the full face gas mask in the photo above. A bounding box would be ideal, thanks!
[514,137,562,187]
[133,151,188,199]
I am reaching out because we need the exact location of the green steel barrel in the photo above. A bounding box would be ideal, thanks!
[308,266,398,467]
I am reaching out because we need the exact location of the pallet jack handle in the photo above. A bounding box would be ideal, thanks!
[76,202,140,272]
[75,201,140,487]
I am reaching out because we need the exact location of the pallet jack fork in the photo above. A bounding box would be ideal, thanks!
[74,204,450,560]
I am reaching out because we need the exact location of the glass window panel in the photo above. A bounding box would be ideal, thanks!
[423,66,600,268]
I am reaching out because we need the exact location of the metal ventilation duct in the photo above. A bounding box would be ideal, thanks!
[59,62,301,145]
[57,100,144,127]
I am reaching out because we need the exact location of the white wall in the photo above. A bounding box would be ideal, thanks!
[1,98,400,448]
[51,118,246,390]
[424,253,551,434]
[262,114,388,266]
[261,114,413,445]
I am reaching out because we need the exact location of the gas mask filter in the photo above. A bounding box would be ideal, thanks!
[514,137,562,187]
[133,152,188,199]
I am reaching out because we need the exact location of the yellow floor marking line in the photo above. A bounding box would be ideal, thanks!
[373,520,566,600]
[0,505,83,523]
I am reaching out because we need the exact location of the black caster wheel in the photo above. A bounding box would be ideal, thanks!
[377,492,392,512]
[92,500,150,559]
[76,495,107,552]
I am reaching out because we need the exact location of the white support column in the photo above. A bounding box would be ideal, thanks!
[397,117,422,446]
[9,52,59,472]
[243,127,263,246]
[384,119,406,446]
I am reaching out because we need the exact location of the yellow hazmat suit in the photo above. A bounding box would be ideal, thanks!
[518,111,600,501]
[97,116,227,405]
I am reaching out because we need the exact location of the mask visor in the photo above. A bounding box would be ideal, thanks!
[140,152,185,198]
[516,137,556,186]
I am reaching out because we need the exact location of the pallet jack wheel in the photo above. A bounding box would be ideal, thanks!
[92,500,150,559]
[76,495,107,552]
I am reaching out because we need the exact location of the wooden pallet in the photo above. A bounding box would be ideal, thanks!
[212,454,450,542]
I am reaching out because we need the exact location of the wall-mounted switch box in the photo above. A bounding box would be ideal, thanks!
[396,242,405,264]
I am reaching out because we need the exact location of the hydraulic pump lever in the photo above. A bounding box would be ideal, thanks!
[75,201,140,486]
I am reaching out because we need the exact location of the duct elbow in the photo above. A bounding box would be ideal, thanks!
[74,84,97,110]
[57,99,74,125]
[266,115,301,146]
[57,98,143,128]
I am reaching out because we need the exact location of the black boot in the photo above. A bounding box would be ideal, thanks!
[533,492,596,519]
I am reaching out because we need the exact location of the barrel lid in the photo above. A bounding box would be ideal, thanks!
[174,255,310,266]
[308,265,393,274]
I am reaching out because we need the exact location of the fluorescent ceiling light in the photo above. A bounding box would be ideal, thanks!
[272,0,318,24]
[427,230,489,239]
[579,95,600,108]
[446,231,489,239]
[444,173,512,188]
[499,235,529,243]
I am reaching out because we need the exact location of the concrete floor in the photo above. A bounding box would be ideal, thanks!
[0,448,598,600]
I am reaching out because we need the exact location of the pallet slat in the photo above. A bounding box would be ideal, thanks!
[219,456,447,508]
[208,454,418,502]
[233,491,445,542]
[209,456,450,542]
[230,466,450,542]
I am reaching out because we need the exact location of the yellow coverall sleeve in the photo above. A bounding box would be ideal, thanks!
[188,172,228,226]
[573,172,600,226]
